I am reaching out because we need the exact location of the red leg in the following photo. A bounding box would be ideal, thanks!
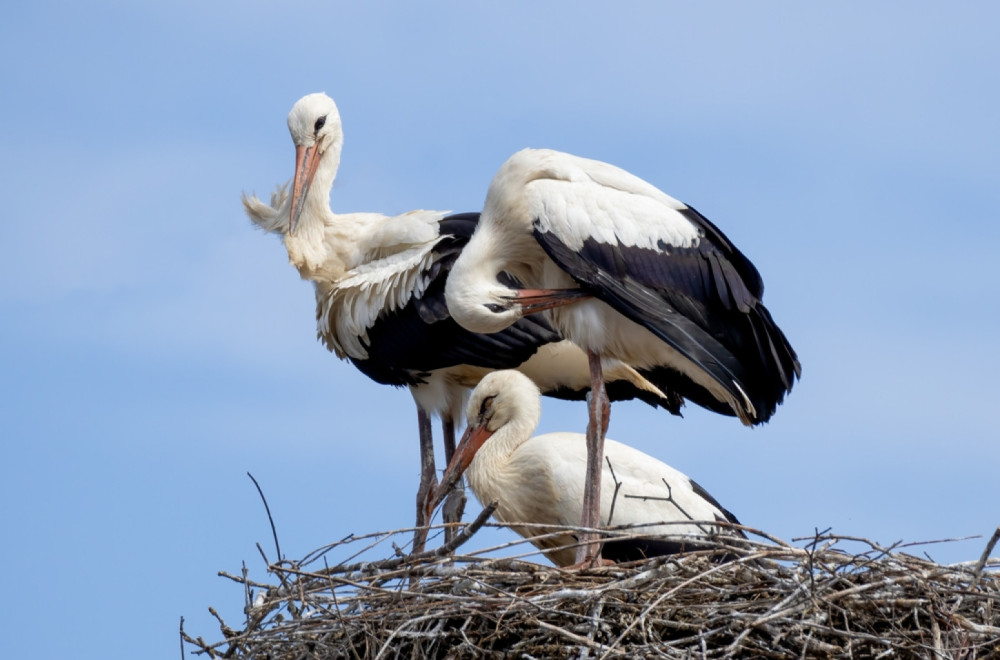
[576,350,609,565]
[412,407,436,555]
[440,414,467,544]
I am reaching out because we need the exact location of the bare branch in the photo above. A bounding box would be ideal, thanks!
[184,522,1000,659]
[974,526,1000,584]
[604,456,623,526]
[247,472,282,561]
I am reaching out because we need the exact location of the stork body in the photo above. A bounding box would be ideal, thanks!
[444,148,799,562]
[429,370,741,567]
[243,97,681,552]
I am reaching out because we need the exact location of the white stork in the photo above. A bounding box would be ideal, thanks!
[444,147,800,563]
[242,95,683,552]
[426,370,742,568]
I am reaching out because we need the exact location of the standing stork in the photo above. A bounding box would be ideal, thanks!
[425,370,743,567]
[444,148,800,563]
[242,96,683,552]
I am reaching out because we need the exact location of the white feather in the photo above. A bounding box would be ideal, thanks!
[445,146,757,420]
[462,371,736,567]
[246,96,682,425]
[315,237,442,359]
[490,148,701,252]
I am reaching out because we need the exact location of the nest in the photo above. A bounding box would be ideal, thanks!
[183,508,1000,659]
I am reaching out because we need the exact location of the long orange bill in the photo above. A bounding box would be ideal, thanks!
[288,144,322,235]
[507,288,591,315]
[424,422,494,519]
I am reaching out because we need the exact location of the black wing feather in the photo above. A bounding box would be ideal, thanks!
[351,213,559,387]
[350,213,682,413]
[533,205,800,424]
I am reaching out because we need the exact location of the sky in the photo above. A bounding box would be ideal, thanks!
[2,2,999,657]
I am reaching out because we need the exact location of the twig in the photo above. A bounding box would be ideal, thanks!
[583,598,605,655]
[240,561,251,628]
[605,457,623,526]
[316,502,497,577]
[973,526,1000,584]
[537,619,619,656]
[185,524,1000,659]
[247,472,281,561]
[622,478,713,534]
[599,551,769,659]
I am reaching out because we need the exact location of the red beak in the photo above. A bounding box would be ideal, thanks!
[424,421,494,520]
[288,143,322,235]
[508,288,591,315]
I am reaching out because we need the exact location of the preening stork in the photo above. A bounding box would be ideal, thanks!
[444,148,800,563]
[242,95,683,552]
[426,370,743,567]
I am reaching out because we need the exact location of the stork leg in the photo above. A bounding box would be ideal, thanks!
[412,407,437,555]
[440,414,467,545]
[576,349,611,565]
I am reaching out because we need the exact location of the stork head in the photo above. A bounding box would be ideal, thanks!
[425,370,542,518]
[444,262,525,334]
[445,260,590,335]
[286,92,344,234]
[464,369,541,439]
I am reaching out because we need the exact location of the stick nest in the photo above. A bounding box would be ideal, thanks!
[184,511,1000,659]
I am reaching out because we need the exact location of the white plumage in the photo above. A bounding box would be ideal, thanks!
[428,370,741,568]
[244,188,452,363]
[444,147,799,562]
[243,96,685,552]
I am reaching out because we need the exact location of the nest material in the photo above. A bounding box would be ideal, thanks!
[184,511,1000,659]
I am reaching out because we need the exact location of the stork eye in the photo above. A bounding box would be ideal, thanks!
[314,115,327,132]
[485,303,505,314]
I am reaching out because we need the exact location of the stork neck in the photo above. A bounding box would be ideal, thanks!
[297,142,341,236]
[312,143,341,204]
[282,141,367,281]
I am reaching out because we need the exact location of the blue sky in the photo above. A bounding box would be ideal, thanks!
[2,2,998,657]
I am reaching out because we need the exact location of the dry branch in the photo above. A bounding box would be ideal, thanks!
[184,523,1000,659]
